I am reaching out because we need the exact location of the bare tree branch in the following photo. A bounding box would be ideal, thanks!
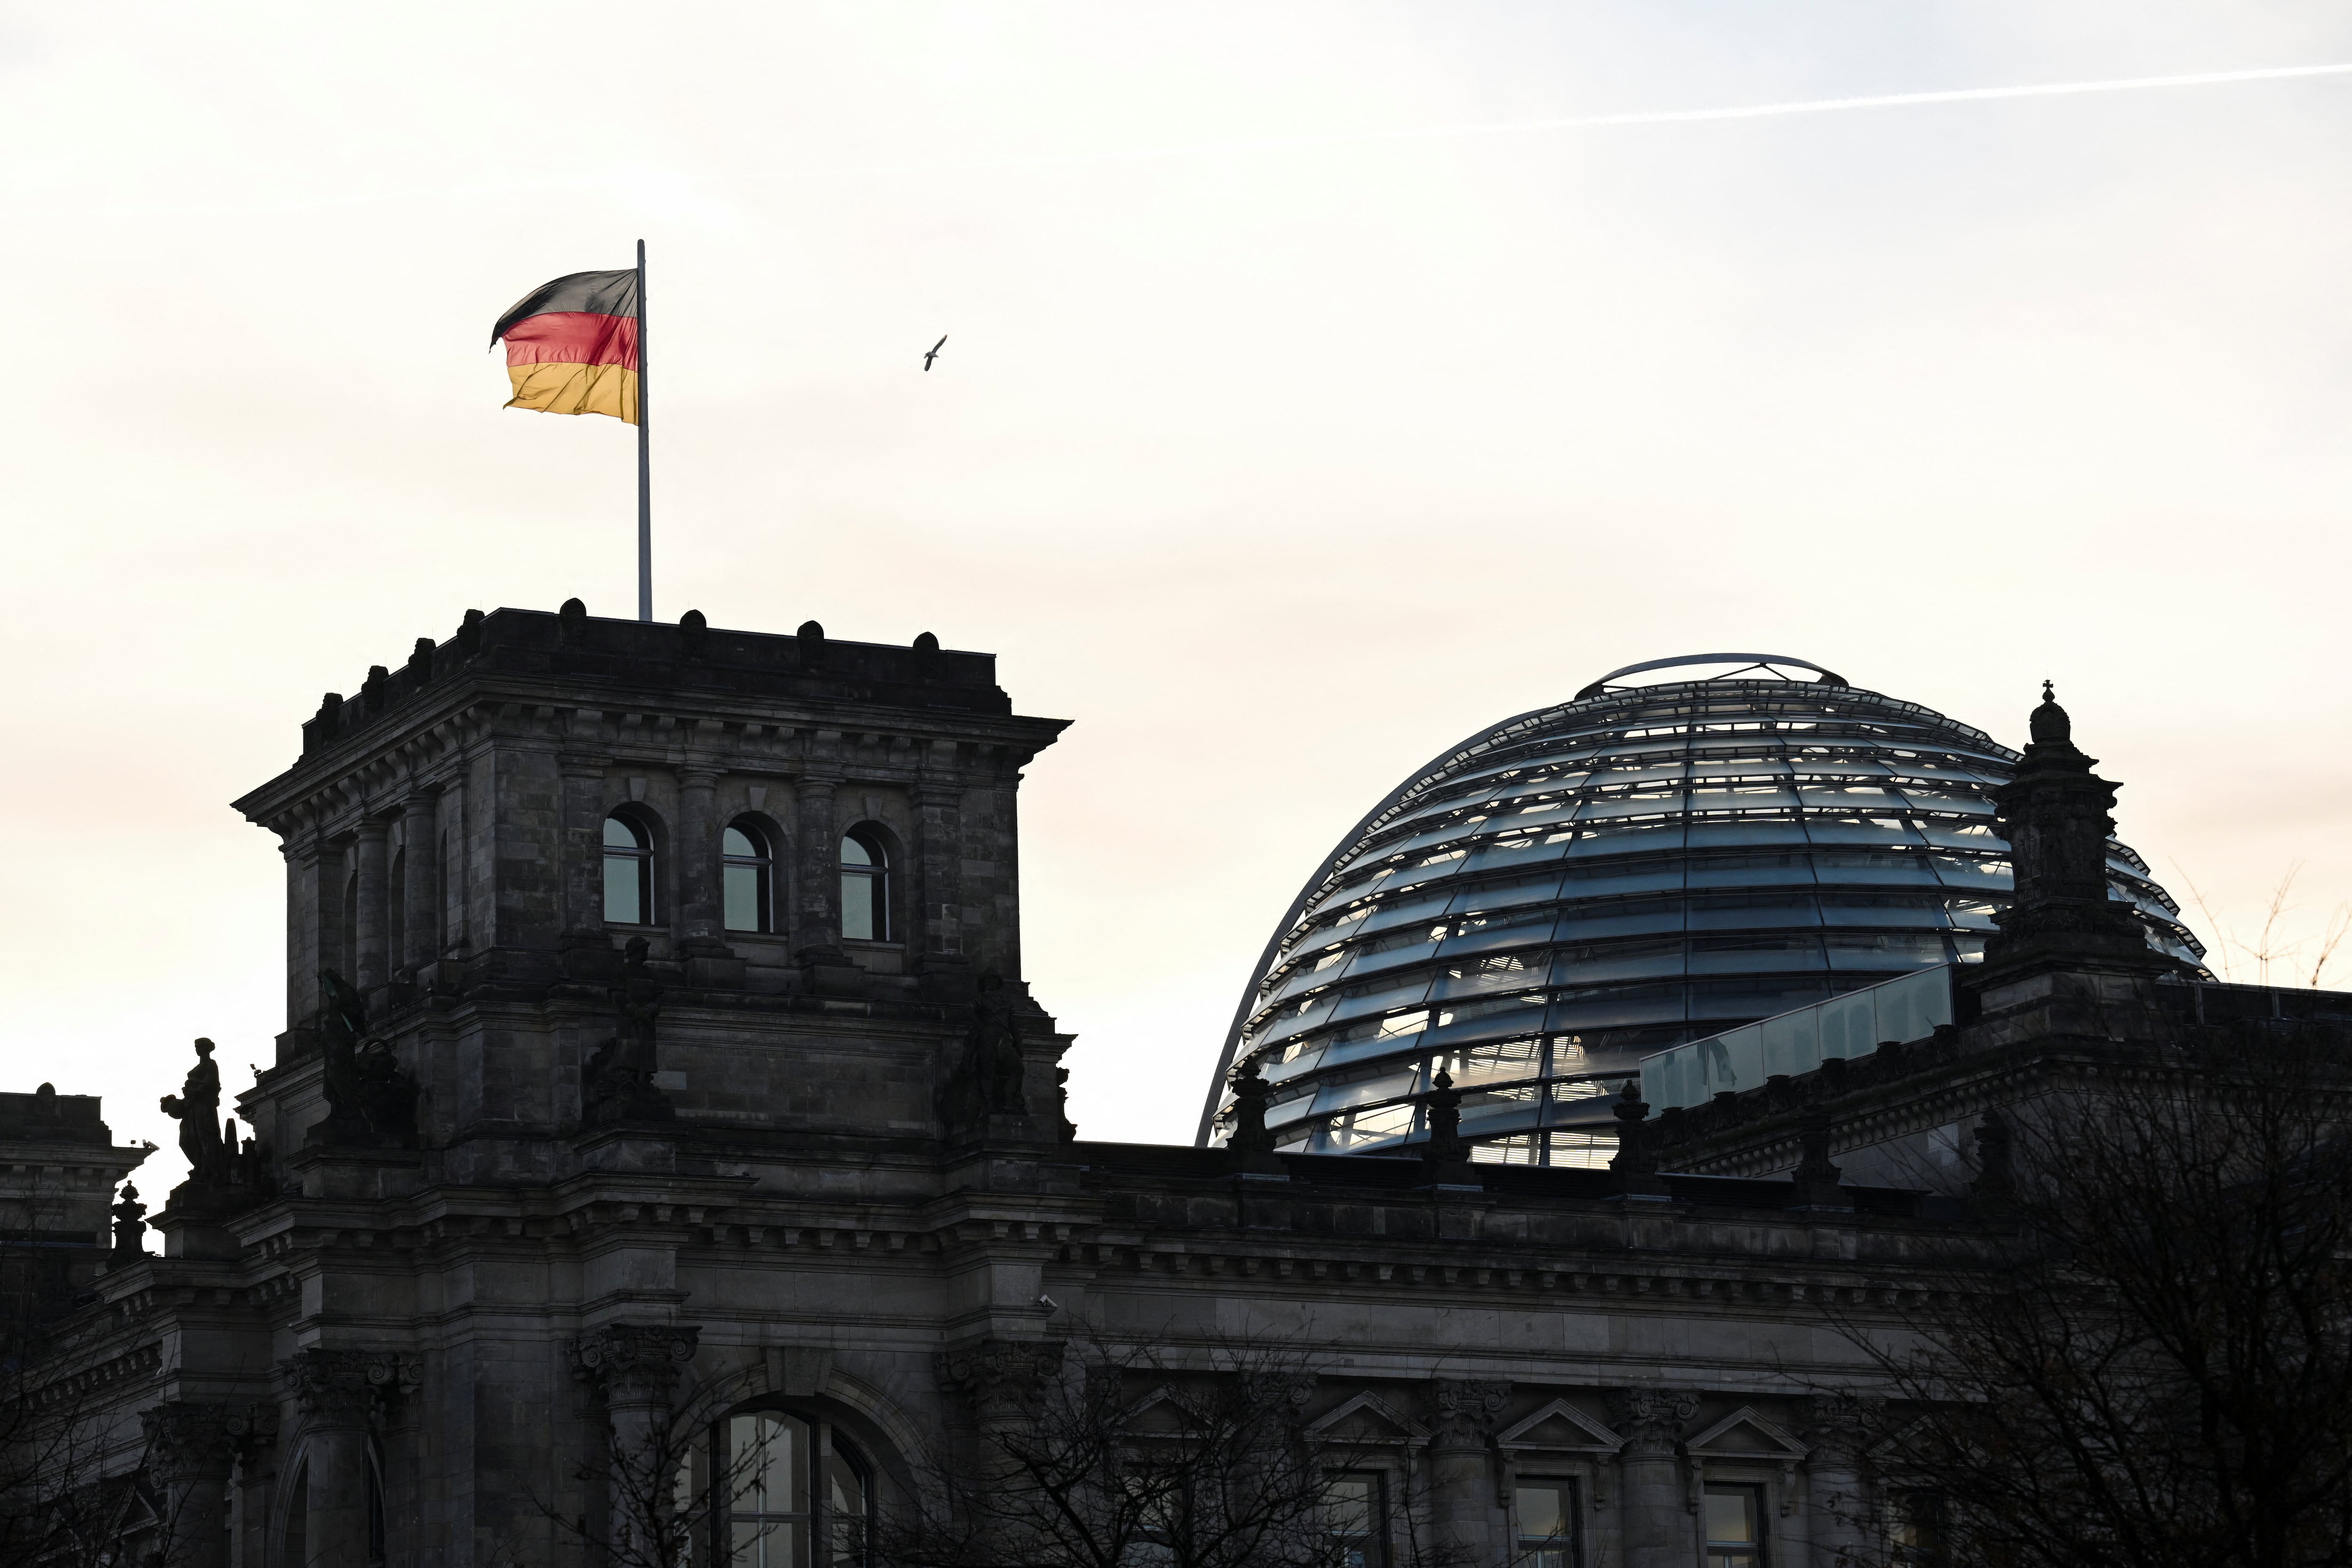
[1825,1022,2352,1568]
[877,1330,1468,1568]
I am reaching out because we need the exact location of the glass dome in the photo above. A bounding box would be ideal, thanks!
[1199,654,2206,1166]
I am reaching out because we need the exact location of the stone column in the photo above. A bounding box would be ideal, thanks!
[353,817,391,991]
[559,756,613,971]
[938,1338,1065,1500]
[1427,1380,1512,1563]
[1611,1389,1696,1568]
[972,778,1024,979]
[285,832,325,1030]
[573,1324,701,1561]
[224,1402,282,1568]
[142,1401,236,1568]
[911,779,966,972]
[437,776,468,954]
[401,791,438,973]
[1803,1394,1878,1568]
[675,767,727,955]
[792,775,843,961]
[292,1350,406,1568]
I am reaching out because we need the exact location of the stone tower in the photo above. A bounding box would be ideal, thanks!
[111,604,1076,1567]
[226,602,1071,1183]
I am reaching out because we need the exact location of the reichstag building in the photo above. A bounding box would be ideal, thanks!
[5,609,2329,1568]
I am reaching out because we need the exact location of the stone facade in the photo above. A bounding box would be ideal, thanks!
[0,1088,149,1323]
[11,609,2336,1568]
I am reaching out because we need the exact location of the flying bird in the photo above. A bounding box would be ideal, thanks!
[922,334,947,372]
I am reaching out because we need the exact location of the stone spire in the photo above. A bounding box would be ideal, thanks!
[1979,681,2174,980]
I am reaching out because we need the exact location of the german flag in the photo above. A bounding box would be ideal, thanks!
[491,269,640,424]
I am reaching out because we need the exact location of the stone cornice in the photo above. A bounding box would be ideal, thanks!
[237,671,1066,831]
[1648,1025,2214,1178]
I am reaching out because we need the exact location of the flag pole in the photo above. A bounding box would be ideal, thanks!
[635,237,652,623]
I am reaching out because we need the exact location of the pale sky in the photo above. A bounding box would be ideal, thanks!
[6,3,2351,1181]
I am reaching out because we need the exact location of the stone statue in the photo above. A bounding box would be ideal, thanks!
[584,937,674,1125]
[111,1183,147,1258]
[311,967,418,1147]
[936,970,1034,1132]
[317,967,367,1130]
[159,1038,230,1185]
[972,971,1027,1114]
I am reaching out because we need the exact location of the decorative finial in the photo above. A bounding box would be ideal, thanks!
[2028,679,2073,748]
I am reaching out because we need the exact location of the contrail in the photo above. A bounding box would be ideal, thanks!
[33,60,2352,219]
[1402,60,2352,140]
[754,60,2352,182]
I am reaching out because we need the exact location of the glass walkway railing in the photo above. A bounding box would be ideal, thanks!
[1637,965,1954,1111]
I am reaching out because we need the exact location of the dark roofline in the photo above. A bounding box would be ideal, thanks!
[1073,1139,1936,1219]
[235,604,1071,821]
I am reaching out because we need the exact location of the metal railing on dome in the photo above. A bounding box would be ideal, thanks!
[1636,966,1955,1110]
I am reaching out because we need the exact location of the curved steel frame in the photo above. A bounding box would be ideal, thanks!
[1189,703,1562,1145]
[1571,652,1846,702]
[1193,657,2201,1150]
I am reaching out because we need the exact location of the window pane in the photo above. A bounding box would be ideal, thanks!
[731,1519,804,1568]
[606,816,644,849]
[1516,1480,1569,1541]
[840,834,873,868]
[825,1442,866,1568]
[732,1415,806,1514]
[842,872,876,942]
[1704,1486,1760,1544]
[1325,1472,1383,1566]
[604,854,644,925]
[1324,1474,1373,1533]
[725,825,758,859]
[725,863,765,933]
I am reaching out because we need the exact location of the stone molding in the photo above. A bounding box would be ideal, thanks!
[1427,1378,1513,1447]
[1261,1371,1319,1424]
[225,1401,282,1456]
[290,1348,419,1428]
[1801,1392,1883,1469]
[141,1401,238,1484]
[1609,1388,1697,1456]
[572,1323,701,1409]
[936,1337,1065,1416]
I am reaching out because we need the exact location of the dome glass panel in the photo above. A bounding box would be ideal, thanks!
[1200,655,2207,1163]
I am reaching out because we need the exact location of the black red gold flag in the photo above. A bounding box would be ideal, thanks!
[490,269,641,423]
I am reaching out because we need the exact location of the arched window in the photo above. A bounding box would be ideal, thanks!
[723,821,775,934]
[687,1409,871,1567]
[604,813,656,926]
[840,831,889,942]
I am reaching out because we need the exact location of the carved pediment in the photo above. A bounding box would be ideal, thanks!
[1685,1406,1809,1461]
[1303,1391,1429,1450]
[1118,1386,1205,1439]
[1495,1399,1623,1456]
